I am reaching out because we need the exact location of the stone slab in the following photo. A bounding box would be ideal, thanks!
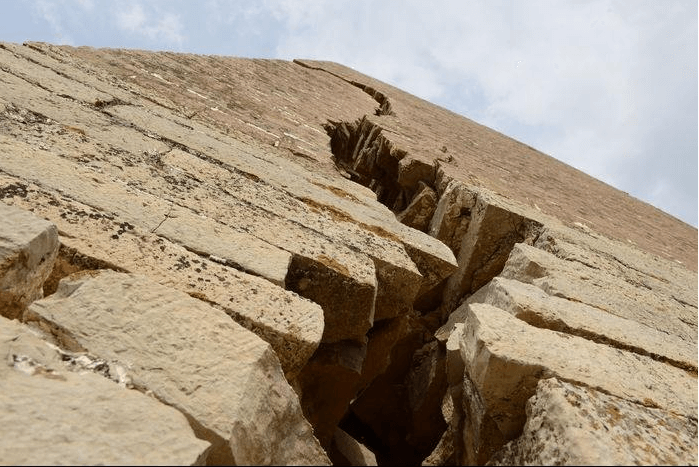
[0,315,211,466]
[455,302,697,462]
[25,270,330,465]
[501,242,696,343]
[467,276,697,371]
[0,134,292,286]
[0,175,323,378]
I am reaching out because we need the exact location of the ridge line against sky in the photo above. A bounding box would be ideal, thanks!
[2,0,697,228]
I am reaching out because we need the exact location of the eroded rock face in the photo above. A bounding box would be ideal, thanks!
[489,378,698,466]
[0,315,211,466]
[1,40,696,466]
[0,202,58,320]
[24,270,329,466]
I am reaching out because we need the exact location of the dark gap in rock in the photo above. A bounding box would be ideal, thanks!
[43,243,128,296]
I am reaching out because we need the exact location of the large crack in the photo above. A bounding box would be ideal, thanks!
[293,59,394,116]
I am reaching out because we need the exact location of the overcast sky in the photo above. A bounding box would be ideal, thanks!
[2,0,697,227]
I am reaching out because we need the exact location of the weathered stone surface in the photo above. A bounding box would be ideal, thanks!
[329,428,378,466]
[453,302,697,464]
[1,181,323,378]
[1,40,697,465]
[467,276,697,371]
[428,179,477,256]
[488,378,698,466]
[0,202,58,320]
[24,270,329,465]
[442,190,541,312]
[0,315,211,466]
[397,181,438,232]
[501,242,697,343]
[0,135,292,286]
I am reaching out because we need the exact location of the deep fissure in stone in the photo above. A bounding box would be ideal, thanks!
[322,115,546,465]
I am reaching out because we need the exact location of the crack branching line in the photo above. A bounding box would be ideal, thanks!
[151,202,174,233]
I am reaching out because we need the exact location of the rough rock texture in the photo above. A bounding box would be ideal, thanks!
[0,315,211,466]
[1,40,696,465]
[0,202,59,320]
[25,270,329,466]
[446,302,697,464]
[489,378,698,466]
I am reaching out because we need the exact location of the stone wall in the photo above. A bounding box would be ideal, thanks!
[1,41,696,465]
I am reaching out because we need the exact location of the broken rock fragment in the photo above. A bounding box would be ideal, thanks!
[453,302,697,464]
[0,202,59,320]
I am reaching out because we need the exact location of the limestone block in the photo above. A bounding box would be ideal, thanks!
[535,223,698,309]
[103,103,455,300]
[442,194,540,311]
[25,270,330,466]
[0,138,292,286]
[0,202,58,320]
[161,148,421,323]
[501,242,696,343]
[329,428,378,466]
[489,378,698,466]
[0,178,324,379]
[0,316,211,466]
[467,276,697,371]
[456,302,697,463]
[396,182,438,232]
[428,179,477,256]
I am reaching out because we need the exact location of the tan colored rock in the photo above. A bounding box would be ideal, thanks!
[0,135,292,286]
[455,302,697,464]
[467,276,697,371]
[25,270,330,465]
[0,315,211,466]
[501,242,696,343]
[0,202,59,320]
[488,378,698,466]
[329,428,378,466]
[442,190,541,312]
[428,179,477,256]
[1,175,323,378]
[396,181,438,232]
[161,148,421,323]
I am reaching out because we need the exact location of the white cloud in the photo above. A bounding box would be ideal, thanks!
[260,0,697,225]
[115,2,184,47]
[31,0,75,45]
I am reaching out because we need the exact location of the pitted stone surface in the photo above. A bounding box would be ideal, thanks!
[0,315,211,466]
[452,302,697,463]
[466,276,697,371]
[501,242,696,343]
[489,378,698,466]
[25,270,330,465]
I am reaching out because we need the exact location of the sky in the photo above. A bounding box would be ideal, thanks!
[1,0,697,227]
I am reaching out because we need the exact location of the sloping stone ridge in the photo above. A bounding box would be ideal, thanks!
[0,40,696,465]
